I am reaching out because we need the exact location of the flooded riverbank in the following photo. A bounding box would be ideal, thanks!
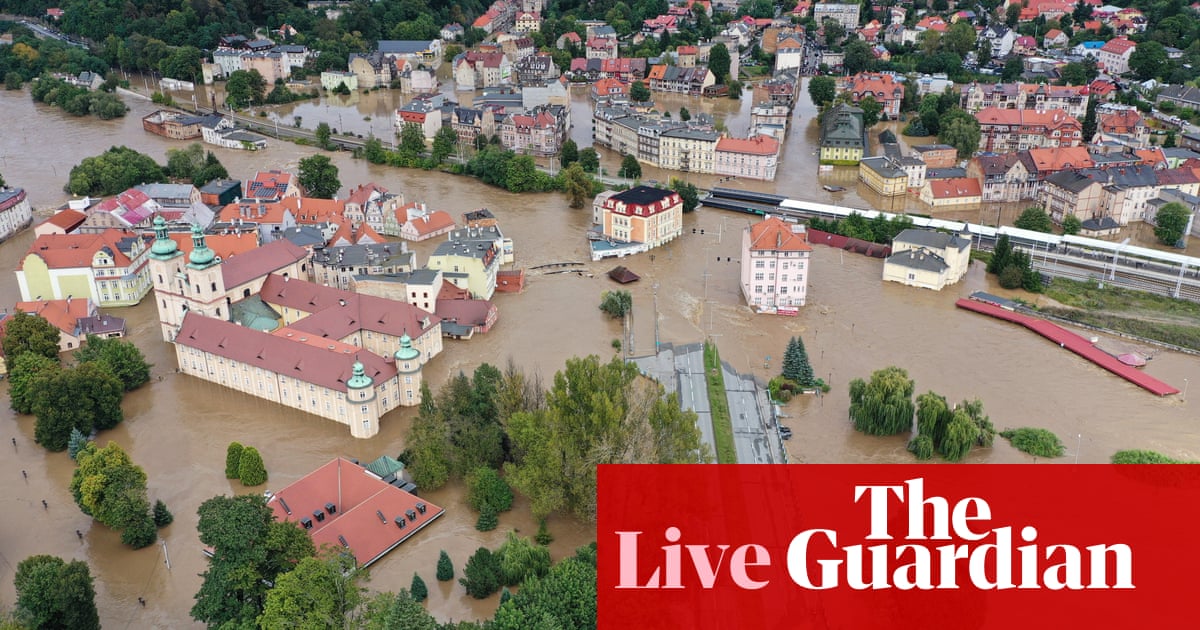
[0,86,1197,627]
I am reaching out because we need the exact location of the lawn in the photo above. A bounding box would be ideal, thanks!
[703,341,737,464]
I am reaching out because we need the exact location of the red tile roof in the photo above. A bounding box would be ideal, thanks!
[748,216,812,252]
[41,209,87,232]
[167,232,260,261]
[281,197,347,225]
[346,183,388,207]
[406,210,456,236]
[1044,28,1064,39]
[267,458,444,567]
[1024,146,1094,172]
[20,229,143,270]
[716,134,780,155]
[1135,147,1166,166]
[14,299,91,336]
[975,107,1081,132]
[246,170,296,201]
[259,275,440,340]
[220,238,310,290]
[218,200,293,225]
[1101,38,1136,55]
[1099,109,1143,135]
[927,178,982,199]
[174,312,398,393]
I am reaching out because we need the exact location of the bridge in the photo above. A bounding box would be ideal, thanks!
[703,188,1200,303]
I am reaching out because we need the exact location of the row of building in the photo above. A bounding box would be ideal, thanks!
[142,110,268,150]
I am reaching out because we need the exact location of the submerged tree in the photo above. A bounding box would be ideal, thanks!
[848,366,915,436]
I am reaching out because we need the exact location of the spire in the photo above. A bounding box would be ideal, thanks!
[187,223,216,269]
[149,215,180,260]
[394,333,420,362]
[347,360,374,389]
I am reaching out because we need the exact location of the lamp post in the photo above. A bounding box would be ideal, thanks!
[1075,433,1082,465]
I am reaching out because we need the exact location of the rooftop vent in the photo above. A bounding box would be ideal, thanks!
[325,502,337,515]
[278,497,292,515]
[376,509,387,524]
[301,517,313,529]
[313,509,326,523]
[405,509,417,522]
[338,535,349,548]
[394,515,407,528]
[415,502,427,514]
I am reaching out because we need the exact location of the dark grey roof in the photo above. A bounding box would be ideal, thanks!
[612,185,676,206]
[912,144,955,153]
[377,40,434,55]
[860,157,906,179]
[925,167,967,180]
[312,243,414,268]
[463,208,495,221]
[886,247,949,273]
[893,228,970,251]
[820,103,865,149]
[277,225,327,247]
[1045,170,1098,193]
[1158,84,1200,105]
[1079,164,1158,188]
[1080,217,1120,231]
[199,179,242,195]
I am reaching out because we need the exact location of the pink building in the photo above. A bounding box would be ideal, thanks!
[740,216,812,315]
[714,135,781,181]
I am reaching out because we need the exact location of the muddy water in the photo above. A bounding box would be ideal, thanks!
[2,86,1200,626]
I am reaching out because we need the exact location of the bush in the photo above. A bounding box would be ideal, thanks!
[152,499,174,527]
[475,507,499,532]
[907,434,935,460]
[1000,428,1065,458]
[535,520,553,546]
[238,446,267,486]
[436,550,454,581]
[120,512,157,549]
[467,467,513,515]
[410,573,427,601]
[459,547,502,599]
[224,442,243,479]
[1111,449,1197,464]
[998,265,1024,289]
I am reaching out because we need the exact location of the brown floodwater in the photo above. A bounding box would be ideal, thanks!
[1,84,1199,627]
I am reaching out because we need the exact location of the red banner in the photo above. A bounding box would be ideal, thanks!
[597,465,1200,629]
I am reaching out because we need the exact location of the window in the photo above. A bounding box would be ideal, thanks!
[361,405,368,414]
[405,376,412,384]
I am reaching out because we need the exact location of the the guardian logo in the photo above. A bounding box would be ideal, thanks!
[614,478,1134,591]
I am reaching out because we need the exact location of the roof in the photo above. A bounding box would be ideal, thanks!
[199,179,242,195]
[136,183,195,201]
[259,275,439,341]
[246,170,295,201]
[434,298,494,328]
[1022,146,1095,172]
[267,458,443,568]
[972,154,1019,176]
[608,266,641,283]
[14,299,91,336]
[175,312,397,393]
[377,40,435,55]
[845,72,904,100]
[20,229,144,270]
[1101,38,1136,55]
[1044,29,1065,39]
[975,107,1081,130]
[716,135,779,156]
[281,197,346,224]
[611,185,679,207]
[747,216,812,253]
[41,209,87,232]
[1045,169,1101,193]
[860,157,908,179]
[220,238,309,289]
[312,243,413,269]
[894,228,971,251]
[364,455,406,479]
[1099,109,1144,134]
[924,178,982,200]
[912,144,955,153]
[406,210,456,236]
[886,247,949,273]
[167,232,259,260]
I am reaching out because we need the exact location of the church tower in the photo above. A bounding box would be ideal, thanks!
[394,333,423,406]
[148,216,185,342]
[148,220,232,342]
[346,360,382,439]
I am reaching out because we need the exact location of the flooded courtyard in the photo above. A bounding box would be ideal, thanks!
[0,85,1198,627]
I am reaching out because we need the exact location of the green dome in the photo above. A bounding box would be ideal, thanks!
[347,361,373,389]
[188,223,216,267]
[394,333,420,362]
[150,216,179,258]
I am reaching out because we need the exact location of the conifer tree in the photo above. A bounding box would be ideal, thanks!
[436,550,454,581]
[225,442,244,479]
[782,337,816,386]
[238,446,267,486]
[68,428,89,461]
[410,573,428,602]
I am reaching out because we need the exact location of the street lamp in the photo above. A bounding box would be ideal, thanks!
[1075,433,1082,464]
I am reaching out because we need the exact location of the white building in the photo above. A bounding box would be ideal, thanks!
[739,216,812,315]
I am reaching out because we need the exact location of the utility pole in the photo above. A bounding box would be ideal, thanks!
[161,539,171,570]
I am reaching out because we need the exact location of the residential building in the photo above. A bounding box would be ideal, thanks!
[376,40,443,68]
[515,54,559,86]
[395,99,442,140]
[16,229,152,306]
[344,183,403,234]
[775,36,805,71]
[959,82,1089,119]
[498,104,569,156]
[351,268,444,313]
[1095,109,1149,147]
[645,64,715,95]
[597,186,683,250]
[1155,85,1200,111]
[247,170,301,202]
[586,37,619,60]
[968,154,1025,202]
[500,36,536,62]
[659,128,719,174]
[980,25,1015,57]
[739,216,812,314]
[1043,28,1068,47]
[515,11,542,32]
[1098,37,1136,75]
[395,65,438,94]
[454,51,512,90]
[142,110,216,140]
[1040,169,1106,224]
[425,226,506,300]
[976,108,1083,152]
[34,209,87,237]
[200,116,268,150]
[843,73,904,118]
[441,23,465,41]
[714,135,781,181]
[676,45,699,67]
[311,242,415,290]
[12,298,125,352]
[859,157,909,196]
[591,77,629,100]
[882,228,971,290]
[78,190,159,234]
[199,180,243,207]
[348,52,393,89]
[240,51,287,85]
[819,103,867,164]
[0,188,33,243]
[217,200,298,243]
[812,2,860,29]
[399,209,457,242]
[450,107,497,146]
[749,102,791,139]
[920,178,983,207]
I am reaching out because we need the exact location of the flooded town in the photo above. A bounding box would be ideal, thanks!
[2,2,1200,628]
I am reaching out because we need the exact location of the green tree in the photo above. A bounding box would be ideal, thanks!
[8,353,59,416]
[492,553,596,630]
[410,573,428,602]
[978,39,993,67]
[361,590,439,629]
[1014,207,1055,232]
[560,138,580,168]
[1154,202,1191,247]
[194,151,229,187]
[1006,3,1022,27]
[70,441,156,547]
[363,136,387,164]
[679,106,691,121]
[915,391,951,450]
[165,142,206,181]
[467,467,514,515]
[938,108,981,158]
[153,499,174,527]
[315,122,333,150]
[579,147,600,173]
[505,155,543,192]
[781,336,815,387]
[1002,55,1023,81]
[1129,41,1168,81]
[460,547,502,599]
[943,20,977,56]
[808,76,836,108]
[1058,62,1089,86]
[1082,98,1098,142]
[506,355,708,521]
[599,290,633,318]
[562,162,592,209]
[432,125,459,164]
[5,72,22,91]
[298,155,340,198]
[225,69,266,109]
[405,382,452,490]
[728,80,743,99]
[708,43,731,83]
[939,407,978,462]
[630,80,651,102]
[121,511,158,548]
[258,550,362,630]
[33,363,124,450]
[848,366,915,436]
[192,494,315,628]
[1001,428,1066,457]
[67,427,89,461]
[843,39,874,75]
[225,442,244,479]
[476,507,499,531]
[239,446,268,486]
[1165,131,1177,148]
[14,555,100,630]
[436,550,455,581]
[67,146,165,197]
[496,532,552,586]
[620,154,642,179]
[2,311,63,362]
[822,19,846,46]
[859,94,882,127]
[73,335,151,391]
[1061,214,1082,235]
[988,234,1011,274]
[669,178,700,212]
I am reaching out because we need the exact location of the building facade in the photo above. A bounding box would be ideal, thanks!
[16,229,152,307]
[739,216,812,314]
[882,228,971,291]
[819,104,866,164]
[597,186,684,250]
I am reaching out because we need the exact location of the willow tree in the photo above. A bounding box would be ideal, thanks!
[848,367,915,436]
[940,408,978,462]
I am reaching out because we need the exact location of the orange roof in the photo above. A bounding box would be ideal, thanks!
[916,16,947,31]
[167,232,260,260]
[267,458,444,568]
[329,221,383,247]
[42,209,87,231]
[676,45,698,55]
[777,36,804,49]
[1135,147,1166,166]
[280,197,347,225]
[748,216,812,252]
[647,64,668,80]
[346,182,388,207]
[218,200,291,225]
[20,229,143,270]
[1101,38,1136,55]
[716,134,780,156]
[1025,146,1094,172]
[1099,109,1143,134]
[14,299,90,336]
[406,210,456,236]
[1044,28,1064,39]
[926,178,982,199]
[845,72,904,101]
[975,107,1081,130]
